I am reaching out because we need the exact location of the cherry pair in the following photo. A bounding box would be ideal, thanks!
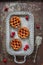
[24,44,29,51]
[10,32,15,37]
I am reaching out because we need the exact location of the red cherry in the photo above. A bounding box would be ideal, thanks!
[25,16,29,21]
[36,24,40,29]
[24,47,27,51]
[4,7,8,12]
[12,32,15,35]
[3,58,7,63]
[25,45,29,49]
[10,32,15,37]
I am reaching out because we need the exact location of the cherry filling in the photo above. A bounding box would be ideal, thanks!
[22,31,25,34]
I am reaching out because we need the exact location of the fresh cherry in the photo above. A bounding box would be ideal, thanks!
[3,58,7,63]
[12,32,15,35]
[36,24,40,29]
[4,7,8,12]
[25,16,29,21]
[10,32,15,37]
[25,45,29,49]
[24,47,27,51]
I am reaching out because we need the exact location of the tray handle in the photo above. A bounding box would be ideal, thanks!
[14,55,26,64]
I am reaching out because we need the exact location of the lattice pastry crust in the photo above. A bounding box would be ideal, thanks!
[18,27,30,39]
[10,39,22,50]
[10,16,21,28]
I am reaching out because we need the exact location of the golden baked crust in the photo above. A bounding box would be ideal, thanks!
[10,16,21,28]
[18,27,30,39]
[10,39,22,50]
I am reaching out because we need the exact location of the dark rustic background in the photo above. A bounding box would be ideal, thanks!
[0,2,43,65]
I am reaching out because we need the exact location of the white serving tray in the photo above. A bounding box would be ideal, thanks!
[6,11,34,64]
